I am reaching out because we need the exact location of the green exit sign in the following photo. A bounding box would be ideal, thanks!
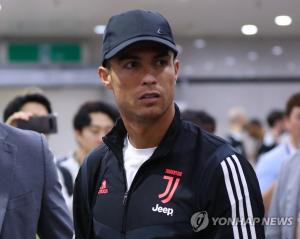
[7,42,82,63]
[50,43,81,63]
[8,43,40,62]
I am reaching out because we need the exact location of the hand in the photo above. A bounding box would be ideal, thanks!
[5,111,33,127]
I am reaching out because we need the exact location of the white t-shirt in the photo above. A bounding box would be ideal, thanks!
[123,136,156,189]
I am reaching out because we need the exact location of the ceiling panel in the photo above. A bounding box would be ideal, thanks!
[0,0,299,37]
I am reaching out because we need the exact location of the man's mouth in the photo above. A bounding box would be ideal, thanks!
[139,92,160,100]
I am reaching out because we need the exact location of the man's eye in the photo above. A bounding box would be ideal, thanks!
[124,61,137,69]
[155,59,168,66]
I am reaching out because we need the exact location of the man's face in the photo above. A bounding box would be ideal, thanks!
[99,42,179,123]
[21,102,49,116]
[239,115,248,130]
[286,106,300,142]
[75,112,114,154]
[275,118,285,134]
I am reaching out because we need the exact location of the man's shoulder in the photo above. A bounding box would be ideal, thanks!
[255,143,288,177]
[83,143,110,172]
[181,120,227,147]
[258,143,287,163]
[88,143,109,159]
[0,123,41,147]
[181,121,238,165]
[280,150,300,176]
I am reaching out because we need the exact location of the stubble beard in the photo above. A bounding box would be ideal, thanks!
[121,100,173,125]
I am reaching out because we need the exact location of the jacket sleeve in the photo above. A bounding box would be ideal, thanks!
[200,153,265,238]
[73,155,93,239]
[37,135,74,239]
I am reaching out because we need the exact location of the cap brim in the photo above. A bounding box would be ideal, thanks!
[103,36,178,63]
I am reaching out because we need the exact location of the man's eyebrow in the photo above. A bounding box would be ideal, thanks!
[154,51,172,58]
[115,54,140,62]
[115,50,172,62]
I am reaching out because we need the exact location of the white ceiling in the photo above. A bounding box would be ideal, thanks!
[0,0,299,38]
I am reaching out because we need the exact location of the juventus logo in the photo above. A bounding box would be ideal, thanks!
[158,169,182,204]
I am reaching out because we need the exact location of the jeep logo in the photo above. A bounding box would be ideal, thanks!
[152,203,174,216]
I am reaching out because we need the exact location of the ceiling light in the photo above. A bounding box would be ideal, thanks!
[94,25,106,35]
[271,46,283,56]
[241,25,258,35]
[0,4,2,11]
[275,15,292,26]
[194,39,206,49]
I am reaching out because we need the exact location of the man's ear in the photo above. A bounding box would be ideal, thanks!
[74,130,82,143]
[98,66,113,90]
[174,58,180,83]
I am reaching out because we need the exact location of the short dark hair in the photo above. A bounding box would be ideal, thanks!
[73,101,119,131]
[249,118,262,127]
[182,110,216,133]
[267,110,284,127]
[286,92,300,116]
[3,93,52,121]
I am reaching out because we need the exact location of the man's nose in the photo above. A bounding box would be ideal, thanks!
[141,72,157,85]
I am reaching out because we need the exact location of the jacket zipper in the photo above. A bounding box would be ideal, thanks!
[104,138,168,237]
[120,154,163,235]
[116,150,159,235]
[104,139,130,235]
[121,161,129,235]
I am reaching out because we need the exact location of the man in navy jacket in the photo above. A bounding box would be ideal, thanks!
[74,9,265,239]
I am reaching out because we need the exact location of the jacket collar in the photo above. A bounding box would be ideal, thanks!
[103,103,181,159]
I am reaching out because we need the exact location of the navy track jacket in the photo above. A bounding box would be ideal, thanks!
[74,105,265,239]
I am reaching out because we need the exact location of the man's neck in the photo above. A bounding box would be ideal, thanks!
[271,128,281,140]
[74,148,87,165]
[289,135,300,149]
[123,105,175,149]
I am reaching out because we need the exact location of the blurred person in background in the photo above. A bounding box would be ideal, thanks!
[256,92,300,212]
[1,93,73,238]
[182,110,216,133]
[246,118,265,161]
[57,101,118,212]
[266,150,300,239]
[261,110,285,155]
[4,92,53,129]
[247,112,285,162]
[226,106,248,158]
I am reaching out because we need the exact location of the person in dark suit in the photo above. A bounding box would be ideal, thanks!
[0,122,73,239]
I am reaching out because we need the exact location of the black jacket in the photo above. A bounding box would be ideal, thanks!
[74,106,265,239]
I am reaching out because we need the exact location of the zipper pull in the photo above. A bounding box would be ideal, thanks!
[123,191,128,205]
